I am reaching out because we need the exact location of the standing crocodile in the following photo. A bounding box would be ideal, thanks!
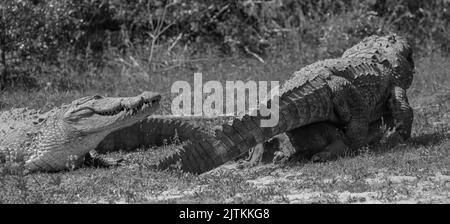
[243,34,415,165]
[146,33,414,174]
[0,91,161,172]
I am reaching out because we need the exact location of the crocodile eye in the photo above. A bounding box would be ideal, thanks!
[93,95,103,100]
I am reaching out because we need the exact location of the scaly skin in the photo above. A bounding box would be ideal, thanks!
[244,119,392,166]
[0,92,161,172]
[152,58,370,174]
[342,34,414,141]
[96,117,217,153]
[60,34,413,174]
[96,116,227,173]
[246,33,414,165]
[152,34,414,174]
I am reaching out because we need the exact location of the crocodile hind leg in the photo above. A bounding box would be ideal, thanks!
[241,122,349,166]
[310,139,349,162]
[241,115,398,166]
[289,114,402,162]
[287,116,400,162]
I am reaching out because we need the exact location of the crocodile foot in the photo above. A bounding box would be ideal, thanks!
[236,160,259,169]
[385,131,406,148]
[83,150,123,168]
[311,139,349,162]
[237,137,282,169]
[272,151,291,164]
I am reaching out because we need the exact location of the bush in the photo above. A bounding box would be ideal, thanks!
[0,0,448,90]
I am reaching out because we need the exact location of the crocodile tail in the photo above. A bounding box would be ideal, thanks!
[97,117,213,152]
[99,79,334,174]
[152,124,225,174]
[97,117,226,174]
[156,78,333,174]
[211,78,335,166]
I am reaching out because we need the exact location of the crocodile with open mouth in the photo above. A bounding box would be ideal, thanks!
[0,91,161,172]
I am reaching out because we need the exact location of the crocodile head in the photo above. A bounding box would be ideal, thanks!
[342,34,414,89]
[25,91,161,171]
[62,91,161,133]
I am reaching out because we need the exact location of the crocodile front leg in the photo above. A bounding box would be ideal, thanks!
[361,86,413,148]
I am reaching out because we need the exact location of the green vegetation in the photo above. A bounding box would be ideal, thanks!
[0,0,449,203]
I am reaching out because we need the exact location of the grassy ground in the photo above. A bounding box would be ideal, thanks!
[0,52,449,203]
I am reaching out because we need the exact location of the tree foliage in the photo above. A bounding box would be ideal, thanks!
[0,0,448,89]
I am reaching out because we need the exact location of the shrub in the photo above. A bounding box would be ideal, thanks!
[0,0,448,90]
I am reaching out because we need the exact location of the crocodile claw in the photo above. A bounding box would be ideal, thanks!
[84,151,124,168]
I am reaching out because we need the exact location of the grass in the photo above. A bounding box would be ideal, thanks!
[0,47,449,203]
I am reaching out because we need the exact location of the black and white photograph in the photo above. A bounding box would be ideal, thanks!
[0,0,449,206]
